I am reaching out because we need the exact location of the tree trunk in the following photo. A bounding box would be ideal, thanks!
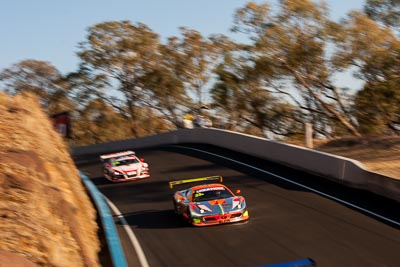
[281,59,362,137]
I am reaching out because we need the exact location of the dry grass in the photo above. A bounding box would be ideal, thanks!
[313,136,400,179]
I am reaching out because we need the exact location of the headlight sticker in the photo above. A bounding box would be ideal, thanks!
[232,200,241,209]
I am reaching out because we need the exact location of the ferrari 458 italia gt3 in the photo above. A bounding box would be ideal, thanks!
[170,176,249,226]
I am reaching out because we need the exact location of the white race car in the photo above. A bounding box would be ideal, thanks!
[100,151,150,182]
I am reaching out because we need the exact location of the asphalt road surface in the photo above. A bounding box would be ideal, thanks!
[75,144,400,267]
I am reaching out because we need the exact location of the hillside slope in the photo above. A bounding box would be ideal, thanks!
[0,93,100,267]
[316,137,400,179]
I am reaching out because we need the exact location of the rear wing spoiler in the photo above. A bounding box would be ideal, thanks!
[100,150,135,161]
[169,175,223,189]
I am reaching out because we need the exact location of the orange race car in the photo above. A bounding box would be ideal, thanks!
[170,176,249,226]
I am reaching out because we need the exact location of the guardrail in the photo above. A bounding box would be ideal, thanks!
[79,172,128,267]
[72,128,400,202]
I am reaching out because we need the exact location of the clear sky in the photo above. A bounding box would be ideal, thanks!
[1,0,365,75]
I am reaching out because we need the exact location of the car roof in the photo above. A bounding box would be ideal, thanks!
[112,155,135,160]
[100,150,135,160]
[191,183,227,191]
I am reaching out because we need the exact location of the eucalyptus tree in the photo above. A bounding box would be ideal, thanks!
[140,29,229,127]
[210,36,246,131]
[232,0,362,137]
[137,36,194,128]
[176,27,222,105]
[211,35,304,137]
[354,81,400,134]
[364,0,400,28]
[64,66,109,109]
[332,11,400,134]
[0,59,72,114]
[77,20,164,137]
[71,99,132,145]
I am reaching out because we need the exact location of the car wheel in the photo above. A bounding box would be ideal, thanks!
[186,211,193,226]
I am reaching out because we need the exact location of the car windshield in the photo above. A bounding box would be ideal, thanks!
[112,158,138,166]
[193,187,233,202]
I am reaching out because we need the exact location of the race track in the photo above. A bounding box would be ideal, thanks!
[75,144,400,267]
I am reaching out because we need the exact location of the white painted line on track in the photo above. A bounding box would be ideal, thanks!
[103,195,150,267]
[174,145,400,227]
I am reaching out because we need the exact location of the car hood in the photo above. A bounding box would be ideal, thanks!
[193,197,245,214]
[112,163,141,172]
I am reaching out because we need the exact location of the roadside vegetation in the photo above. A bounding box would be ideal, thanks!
[0,1,399,151]
[316,136,400,179]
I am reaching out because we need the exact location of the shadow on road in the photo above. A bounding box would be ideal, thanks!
[120,209,187,229]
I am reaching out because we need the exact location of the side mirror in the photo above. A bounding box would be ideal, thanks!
[235,189,241,195]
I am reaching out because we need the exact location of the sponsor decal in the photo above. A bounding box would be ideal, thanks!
[217,204,224,215]
[232,200,241,209]
[196,187,224,193]
[197,204,212,212]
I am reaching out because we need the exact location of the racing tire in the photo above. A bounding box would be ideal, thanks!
[186,211,194,226]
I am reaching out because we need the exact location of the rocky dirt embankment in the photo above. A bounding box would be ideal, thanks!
[0,93,100,267]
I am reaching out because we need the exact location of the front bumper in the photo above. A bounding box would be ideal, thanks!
[106,171,150,182]
[191,210,249,226]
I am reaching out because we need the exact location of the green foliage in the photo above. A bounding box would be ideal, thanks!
[364,0,400,28]
[332,11,400,134]
[77,20,162,137]
[71,99,131,144]
[0,60,67,111]
[211,40,302,137]
[176,27,221,104]
[232,0,362,137]
[64,66,109,108]
[355,80,400,134]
